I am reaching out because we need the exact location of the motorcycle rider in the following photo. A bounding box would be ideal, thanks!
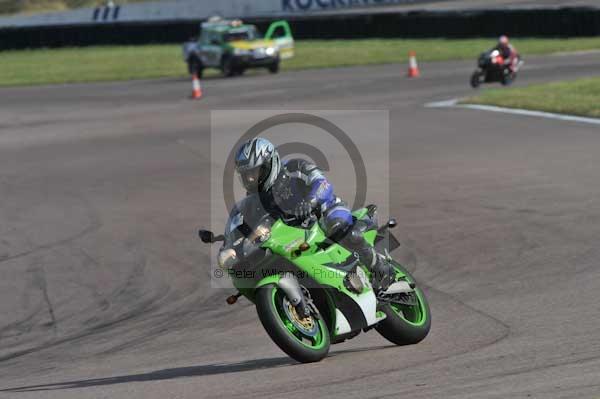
[494,35,519,72]
[234,137,395,294]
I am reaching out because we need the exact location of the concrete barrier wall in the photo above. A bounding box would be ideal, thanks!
[0,0,449,28]
[1,7,599,50]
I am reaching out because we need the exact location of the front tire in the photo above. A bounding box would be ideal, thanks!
[221,56,235,77]
[470,71,482,88]
[375,264,431,346]
[256,284,330,363]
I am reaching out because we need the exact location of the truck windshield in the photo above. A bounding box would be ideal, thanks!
[224,27,260,42]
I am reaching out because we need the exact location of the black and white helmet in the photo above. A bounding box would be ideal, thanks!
[235,138,280,192]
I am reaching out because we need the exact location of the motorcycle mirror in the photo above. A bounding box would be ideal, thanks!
[387,218,398,229]
[200,229,225,243]
[198,229,214,243]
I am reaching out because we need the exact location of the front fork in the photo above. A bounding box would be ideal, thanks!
[229,272,317,319]
[277,273,310,318]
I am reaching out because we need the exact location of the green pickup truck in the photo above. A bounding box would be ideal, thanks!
[183,17,294,78]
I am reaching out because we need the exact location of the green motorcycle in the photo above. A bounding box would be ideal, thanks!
[199,195,431,363]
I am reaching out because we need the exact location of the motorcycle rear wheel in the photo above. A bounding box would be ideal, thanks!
[375,264,431,346]
[501,70,515,86]
[256,284,330,363]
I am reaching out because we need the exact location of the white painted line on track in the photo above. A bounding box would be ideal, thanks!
[425,98,459,108]
[425,98,600,126]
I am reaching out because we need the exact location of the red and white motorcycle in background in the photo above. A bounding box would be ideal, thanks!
[470,49,523,88]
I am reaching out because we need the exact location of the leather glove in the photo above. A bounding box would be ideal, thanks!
[293,199,315,219]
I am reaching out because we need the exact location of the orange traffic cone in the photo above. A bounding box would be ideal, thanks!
[191,73,203,99]
[407,51,420,78]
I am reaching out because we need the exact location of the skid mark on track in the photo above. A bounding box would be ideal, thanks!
[0,193,102,266]
[375,352,600,399]
[239,284,511,399]
[0,291,166,364]
[0,357,296,393]
[0,248,161,364]
[73,248,111,312]
[0,310,41,341]
[0,221,100,264]
[28,262,57,333]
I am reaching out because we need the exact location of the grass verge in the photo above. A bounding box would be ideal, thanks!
[464,77,600,118]
[1,37,600,86]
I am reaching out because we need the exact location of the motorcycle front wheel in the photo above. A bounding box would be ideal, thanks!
[375,263,431,346]
[470,71,482,88]
[256,284,330,363]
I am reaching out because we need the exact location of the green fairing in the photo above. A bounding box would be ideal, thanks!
[256,274,282,287]
[363,229,377,246]
[351,208,369,219]
[264,220,348,284]
[253,209,407,292]
[238,272,291,304]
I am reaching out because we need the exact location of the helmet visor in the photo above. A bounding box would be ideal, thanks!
[238,163,271,192]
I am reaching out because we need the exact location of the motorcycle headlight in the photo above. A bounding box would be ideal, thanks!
[265,47,276,56]
[218,248,237,269]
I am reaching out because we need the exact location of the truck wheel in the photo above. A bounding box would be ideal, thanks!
[268,61,280,74]
[221,56,235,77]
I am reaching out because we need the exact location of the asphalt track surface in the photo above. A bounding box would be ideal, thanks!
[1,52,600,399]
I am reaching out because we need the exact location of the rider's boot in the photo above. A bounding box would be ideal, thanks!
[357,247,396,294]
[339,222,396,295]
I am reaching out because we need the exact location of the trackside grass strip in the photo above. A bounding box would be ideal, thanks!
[464,77,600,119]
[1,38,600,86]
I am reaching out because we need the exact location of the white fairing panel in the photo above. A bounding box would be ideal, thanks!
[352,290,379,326]
[351,267,379,326]
[334,309,352,335]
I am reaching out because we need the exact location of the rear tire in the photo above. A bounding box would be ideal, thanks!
[501,69,514,86]
[255,284,330,363]
[375,264,431,346]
